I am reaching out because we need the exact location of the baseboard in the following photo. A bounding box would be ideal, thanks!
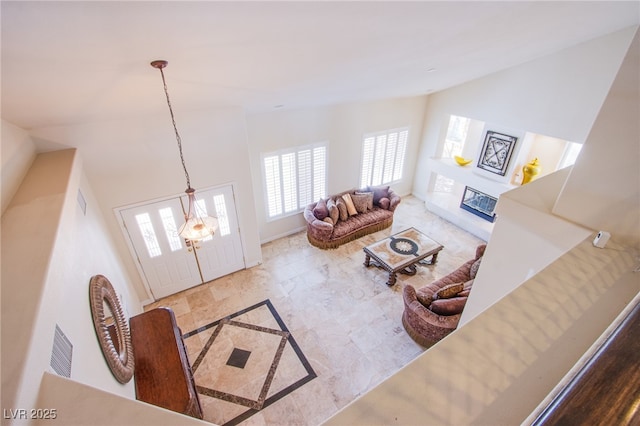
[260,226,306,245]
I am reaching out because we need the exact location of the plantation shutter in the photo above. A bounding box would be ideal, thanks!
[264,155,283,217]
[360,128,409,187]
[262,142,328,219]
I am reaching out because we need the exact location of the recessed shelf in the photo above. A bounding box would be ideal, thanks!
[428,115,581,241]
[428,158,516,198]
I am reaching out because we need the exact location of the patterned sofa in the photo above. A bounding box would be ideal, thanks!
[303,186,401,249]
[402,244,486,346]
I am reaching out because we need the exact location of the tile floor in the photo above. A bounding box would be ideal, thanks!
[144,196,485,425]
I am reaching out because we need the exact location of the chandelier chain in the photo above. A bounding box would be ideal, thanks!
[158,67,191,190]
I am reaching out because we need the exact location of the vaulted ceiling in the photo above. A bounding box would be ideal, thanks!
[2,1,639,131]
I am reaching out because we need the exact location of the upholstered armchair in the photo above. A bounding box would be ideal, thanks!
[402,244,486,346]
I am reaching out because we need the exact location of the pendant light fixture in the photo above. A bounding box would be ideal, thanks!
[151,60,218,241]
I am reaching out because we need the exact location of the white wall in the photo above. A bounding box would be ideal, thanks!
[2,150,74,412]
[553,29,640,246]
[246,96,427,243]
[460,168,593,325]
[1,149,144,419]
[1,119,36,214]
[36,373,209,426]
[412,26,635,201]
[30,107,262,302]
[50,165,142,394]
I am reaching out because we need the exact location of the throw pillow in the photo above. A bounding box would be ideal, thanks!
[463,279,474,291]
[312,198,329,220]
[327,198,339,224]
[336,197,349,221]
[323,217,334,225]
[436,282,464,299]
[355,191,374,210]
[342,193,358,216]
[350,193,370,214]
[470,257,482,279]
[458,279,474,297]
[416,292,433,308]
[378,197,390,210]
[368,185,390,204]
[429,297,468,316]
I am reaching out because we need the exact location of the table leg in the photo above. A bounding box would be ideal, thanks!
[387,272,397,286]
[364,254,371,267]
[431,251,440,264]
[402,264,417,275]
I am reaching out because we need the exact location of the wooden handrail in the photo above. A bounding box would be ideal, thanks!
[531,300,640,425]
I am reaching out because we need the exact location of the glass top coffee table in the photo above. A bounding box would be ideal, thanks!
[363,227,444,286]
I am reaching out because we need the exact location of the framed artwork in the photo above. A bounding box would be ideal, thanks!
[477,131,517,176]
[460,186,498,222]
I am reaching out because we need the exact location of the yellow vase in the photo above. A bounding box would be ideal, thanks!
[522,158,541,185]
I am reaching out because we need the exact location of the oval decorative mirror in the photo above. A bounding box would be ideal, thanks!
[89,274,134,383]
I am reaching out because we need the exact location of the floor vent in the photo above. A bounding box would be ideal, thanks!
[50,324,73,378]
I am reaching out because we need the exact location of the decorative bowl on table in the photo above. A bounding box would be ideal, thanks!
[454,156,472,166]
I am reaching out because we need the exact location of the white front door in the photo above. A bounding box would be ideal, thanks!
[192,185,245,282]
[118,184,245,300]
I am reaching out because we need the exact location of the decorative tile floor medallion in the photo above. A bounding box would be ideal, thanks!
[227,348,251,369]
[183,299,317,426]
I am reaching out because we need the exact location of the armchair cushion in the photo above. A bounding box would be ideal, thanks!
[416,292,434,308]
[430,297,468,315]
[436,282,464,299]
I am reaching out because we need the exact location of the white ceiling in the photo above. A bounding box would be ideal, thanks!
[2,1,639,130]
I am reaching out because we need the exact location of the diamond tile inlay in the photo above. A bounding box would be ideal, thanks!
[226,348,251,369]
[182,299,317,425]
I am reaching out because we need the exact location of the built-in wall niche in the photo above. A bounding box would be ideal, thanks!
[427,114,583,240]
[438,114,583,186]
[509,133,583,185]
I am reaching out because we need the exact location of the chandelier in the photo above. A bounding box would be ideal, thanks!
[151,60,218,242]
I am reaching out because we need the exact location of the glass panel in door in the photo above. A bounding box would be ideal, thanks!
[120,198,202,299]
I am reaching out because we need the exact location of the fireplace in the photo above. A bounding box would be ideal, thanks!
[460,186,497,222]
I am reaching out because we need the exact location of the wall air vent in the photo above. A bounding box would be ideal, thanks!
[50,324,73,378]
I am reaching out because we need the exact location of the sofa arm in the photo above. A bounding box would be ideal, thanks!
[309,219,333,241]
[404,284,419,305]
[304,207,334,240]
[388,189,401,212]
[404,285,435,319]
[303,206,318,225]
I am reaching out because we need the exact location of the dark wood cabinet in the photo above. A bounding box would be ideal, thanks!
[129,307,203,419]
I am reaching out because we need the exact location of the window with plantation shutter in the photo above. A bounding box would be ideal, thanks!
[360,128,408,188]
[262,143,327,220]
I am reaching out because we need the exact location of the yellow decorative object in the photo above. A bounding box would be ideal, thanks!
[454,156,472,166]
[522,158,541,184]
